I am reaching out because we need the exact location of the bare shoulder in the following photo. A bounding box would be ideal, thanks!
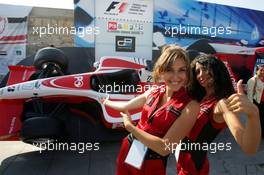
[186,100,200,113]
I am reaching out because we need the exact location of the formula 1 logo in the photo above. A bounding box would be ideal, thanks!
[116,36,135,52]
[74,76,84,88]
[106,1,128,13]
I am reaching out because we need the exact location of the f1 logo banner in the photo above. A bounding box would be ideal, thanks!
[116,36,135,52]
[94,0,153,61]
[106,1,128,13]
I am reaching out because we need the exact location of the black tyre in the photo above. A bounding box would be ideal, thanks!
[20,117,64,144]
[33,47,68,73]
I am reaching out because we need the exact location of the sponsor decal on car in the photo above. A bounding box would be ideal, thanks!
[8,117,16,134]
[74,76,84,88]
[7,86,15,92]
[22,82,35,90]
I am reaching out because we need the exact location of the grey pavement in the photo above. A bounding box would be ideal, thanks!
[208,128,264,175]
[0,129,264,175]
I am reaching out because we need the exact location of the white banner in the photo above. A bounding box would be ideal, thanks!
[94,0,153,61]
[0,4,32,75]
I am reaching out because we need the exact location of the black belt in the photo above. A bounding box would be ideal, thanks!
[127,134,169,165]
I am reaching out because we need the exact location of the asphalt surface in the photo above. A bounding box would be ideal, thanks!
[0,127,264,175]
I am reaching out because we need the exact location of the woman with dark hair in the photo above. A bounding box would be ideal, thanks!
[177,55,261,175]
[188,54,234,102]
[102,45,200,175]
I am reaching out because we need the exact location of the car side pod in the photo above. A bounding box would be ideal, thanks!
[0,100,23,140]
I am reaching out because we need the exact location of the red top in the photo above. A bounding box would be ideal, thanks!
[177,96,227,172]
[137,86,192,138]
[187,96,226,142]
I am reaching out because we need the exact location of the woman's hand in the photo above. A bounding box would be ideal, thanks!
[225,80,259,118]
[222,80,261,155]
[120,111,134,132]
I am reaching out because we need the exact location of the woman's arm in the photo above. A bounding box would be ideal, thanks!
[121,100,200,156]
[101,89,151,112]
[218,80,261,155]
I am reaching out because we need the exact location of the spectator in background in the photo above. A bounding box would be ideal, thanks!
[247,64,264,138]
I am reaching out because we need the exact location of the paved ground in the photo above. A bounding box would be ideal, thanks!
[0,128,264,175]
[207,129,264,175]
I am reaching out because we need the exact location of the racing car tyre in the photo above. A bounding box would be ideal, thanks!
[33,47,68,73]
[20,117,64,144]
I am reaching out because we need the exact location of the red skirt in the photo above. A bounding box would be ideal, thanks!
[116,137,167,175]
[177,152,209,175]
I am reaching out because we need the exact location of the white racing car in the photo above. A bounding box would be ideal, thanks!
[0,47,153,144]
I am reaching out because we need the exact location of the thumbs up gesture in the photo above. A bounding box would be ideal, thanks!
[226,80,258,117]
[236,79,245,95]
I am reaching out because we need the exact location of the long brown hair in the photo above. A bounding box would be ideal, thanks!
[153,45,190,84]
